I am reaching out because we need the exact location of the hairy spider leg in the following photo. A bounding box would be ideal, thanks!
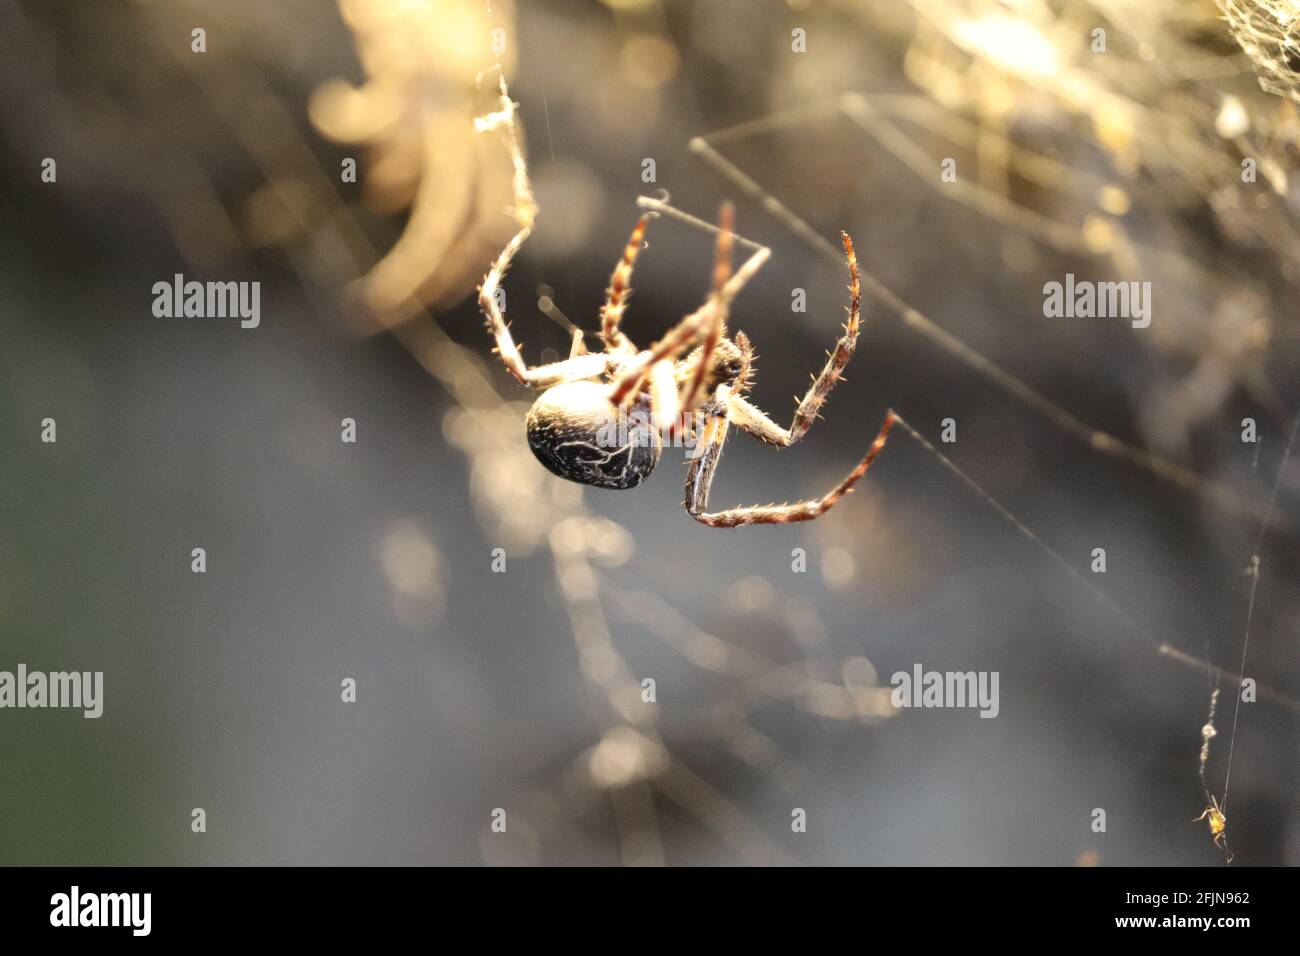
[686,409,896,527]
[477,75,611,388]
[601,216,650,355]
[649,204,736,442]
[728,232,862,447]
[678,203,735,417]
[607,227,770,407]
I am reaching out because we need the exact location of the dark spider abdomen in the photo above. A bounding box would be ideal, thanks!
[525,381,661,489]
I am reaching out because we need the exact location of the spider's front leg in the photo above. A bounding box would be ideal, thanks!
[685,402,897,528]
[649,203,737,441]
[600,216,651,356]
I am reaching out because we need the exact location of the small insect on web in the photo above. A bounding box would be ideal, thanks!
[473,73,897,527]
[1195,798,1231,858]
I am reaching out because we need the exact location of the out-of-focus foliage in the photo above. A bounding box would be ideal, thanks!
[310,0,519,324]
[1220,0,1300,105]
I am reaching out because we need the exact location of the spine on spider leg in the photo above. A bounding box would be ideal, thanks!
[733,331,756,397]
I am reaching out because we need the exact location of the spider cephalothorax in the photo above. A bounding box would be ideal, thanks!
[1195,795,1231,860]
[476,77,894,527]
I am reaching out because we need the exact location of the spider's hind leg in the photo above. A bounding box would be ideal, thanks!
[729,232,863,447]
[687,410,897,528]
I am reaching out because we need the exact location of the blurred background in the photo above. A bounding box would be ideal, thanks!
[0,0,1297,865]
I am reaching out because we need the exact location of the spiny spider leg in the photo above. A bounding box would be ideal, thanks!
[655,203,735,441]
[601,216,650,355]
[678,203,735,417]
[608,217,770,407]
[686,410,897,528]
[476,76,611,388]
[683,394,733,513]
[730,232,862,447]
[478,220,611,387]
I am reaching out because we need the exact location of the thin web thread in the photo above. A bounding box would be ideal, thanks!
[636,191,1300,712]
[890,413,1300,712]
[689,116,1278,527]
[1222,404,1300,811]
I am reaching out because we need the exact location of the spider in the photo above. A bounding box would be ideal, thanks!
[1195,796,1230,856]
[475,78,895,528]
